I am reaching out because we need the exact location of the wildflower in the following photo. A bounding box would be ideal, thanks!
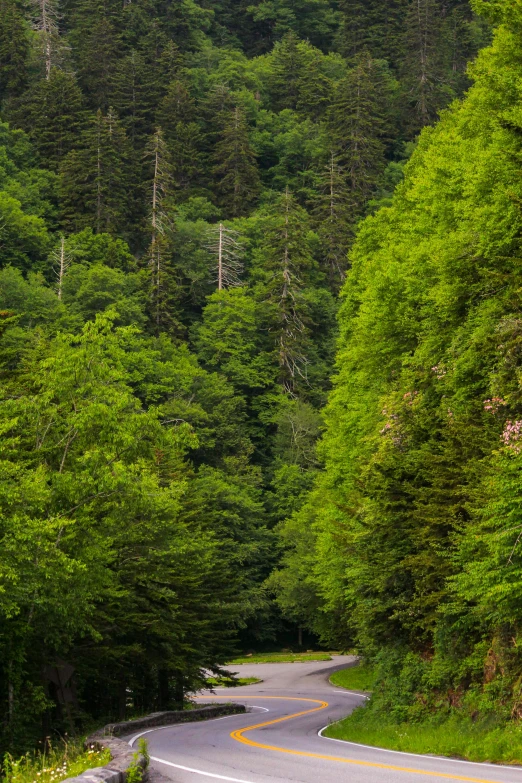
[483,397,505,413]
[502,420,522,453]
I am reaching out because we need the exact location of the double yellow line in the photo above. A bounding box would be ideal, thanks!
[229,696,510,783]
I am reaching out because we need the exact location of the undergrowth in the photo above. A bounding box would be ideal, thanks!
[324,707,522,764]
[2,738,110,783]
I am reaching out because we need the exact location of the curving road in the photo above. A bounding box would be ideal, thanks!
[128,656,521,783]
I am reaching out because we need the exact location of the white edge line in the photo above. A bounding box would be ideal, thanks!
[150,756,255,783]
[128,708,269,746]
[317,725,522,772]
[329,687,370,699]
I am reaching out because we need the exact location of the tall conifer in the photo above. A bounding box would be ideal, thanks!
[327,53,388,211]
[60,108,130,235]
[157,80,205,195]
[18,69,84,169]
[145,128,179,334]
[212,106,260,218]
[0,0,30,103]
[258,188,315,395]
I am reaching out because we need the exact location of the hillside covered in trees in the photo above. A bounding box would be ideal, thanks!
[0,0,511,758]
[274,0,522,743]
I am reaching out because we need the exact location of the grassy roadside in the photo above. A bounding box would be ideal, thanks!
[227,652,333,664]
[326,663,522,764]
[205,676,262,687]
[329,662,375,692]
[3,739,110,783]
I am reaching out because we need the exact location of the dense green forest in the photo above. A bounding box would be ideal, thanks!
[274,0,522,739]
[1,0,512,758]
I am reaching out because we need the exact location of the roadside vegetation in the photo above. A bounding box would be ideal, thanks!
[205,676,262,687]
[324,708,522,765]
[329,663,375,692]
[2,740,110,783]
[327,662,522,764]
[227,652,333,664]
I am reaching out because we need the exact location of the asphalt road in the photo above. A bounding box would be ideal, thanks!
[128,656,522,783]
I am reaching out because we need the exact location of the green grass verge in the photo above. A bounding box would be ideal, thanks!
[3,739,111,783]
[324,702,522,764]
[227,652,333,664]
[329,663,376,692]
[205,676,262,687]
[327,661,522,764]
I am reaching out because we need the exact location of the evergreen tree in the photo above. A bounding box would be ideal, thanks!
[327,53,388,213]
[337,0,406,66]
[0,0,30,104]
[17,69,84,170]
[71,4,121,111]
[256,188,315,395]
[112,49,159,149]
[60,108,130,235]
[313,151,352,289]
[401,0,446,131]
[156,80,205,195]
[268,32,306,112]
[212,106,260,218]
[247,0,339,52]
[145,127,179,334]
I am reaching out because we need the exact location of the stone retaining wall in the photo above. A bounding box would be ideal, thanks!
[64,703,247,783]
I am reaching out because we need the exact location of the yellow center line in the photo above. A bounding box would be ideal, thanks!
[219,696,510,783]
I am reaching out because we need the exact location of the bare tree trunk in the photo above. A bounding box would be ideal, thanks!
[218,223,223,291]
[96,125,102,234]
[57,235,65,300]
[8,678,14,724]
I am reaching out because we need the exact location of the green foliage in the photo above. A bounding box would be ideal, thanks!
[3,739,110,783]
[325,705,522,764]
[213,107,261,217]
[271,0,522,733]
[0,0,499,759]
[227,651,332,663]
[59,109,131,237]
[330,662,376,691]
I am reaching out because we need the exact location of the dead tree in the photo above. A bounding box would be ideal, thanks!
[206,222,244,290]
[52,235,71,300]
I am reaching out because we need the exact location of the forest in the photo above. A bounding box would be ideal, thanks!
[1,0,519,760]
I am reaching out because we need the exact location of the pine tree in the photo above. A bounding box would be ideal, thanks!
[247,0,339,52]
[338,0,406,67]
[60,108,130,235]
[17,69,84,170]
[0,0,30,103]
[257,188,315,395]
[268,32,306,112]
[327,53,388,212]
[145,128,179,335]
[401,0,445,131]
[314,151,352,290]
[212,106,260,218]
[112,49,158,150]
[156,80,205,195]
[72,7,121,111]
[295,46,332,120]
